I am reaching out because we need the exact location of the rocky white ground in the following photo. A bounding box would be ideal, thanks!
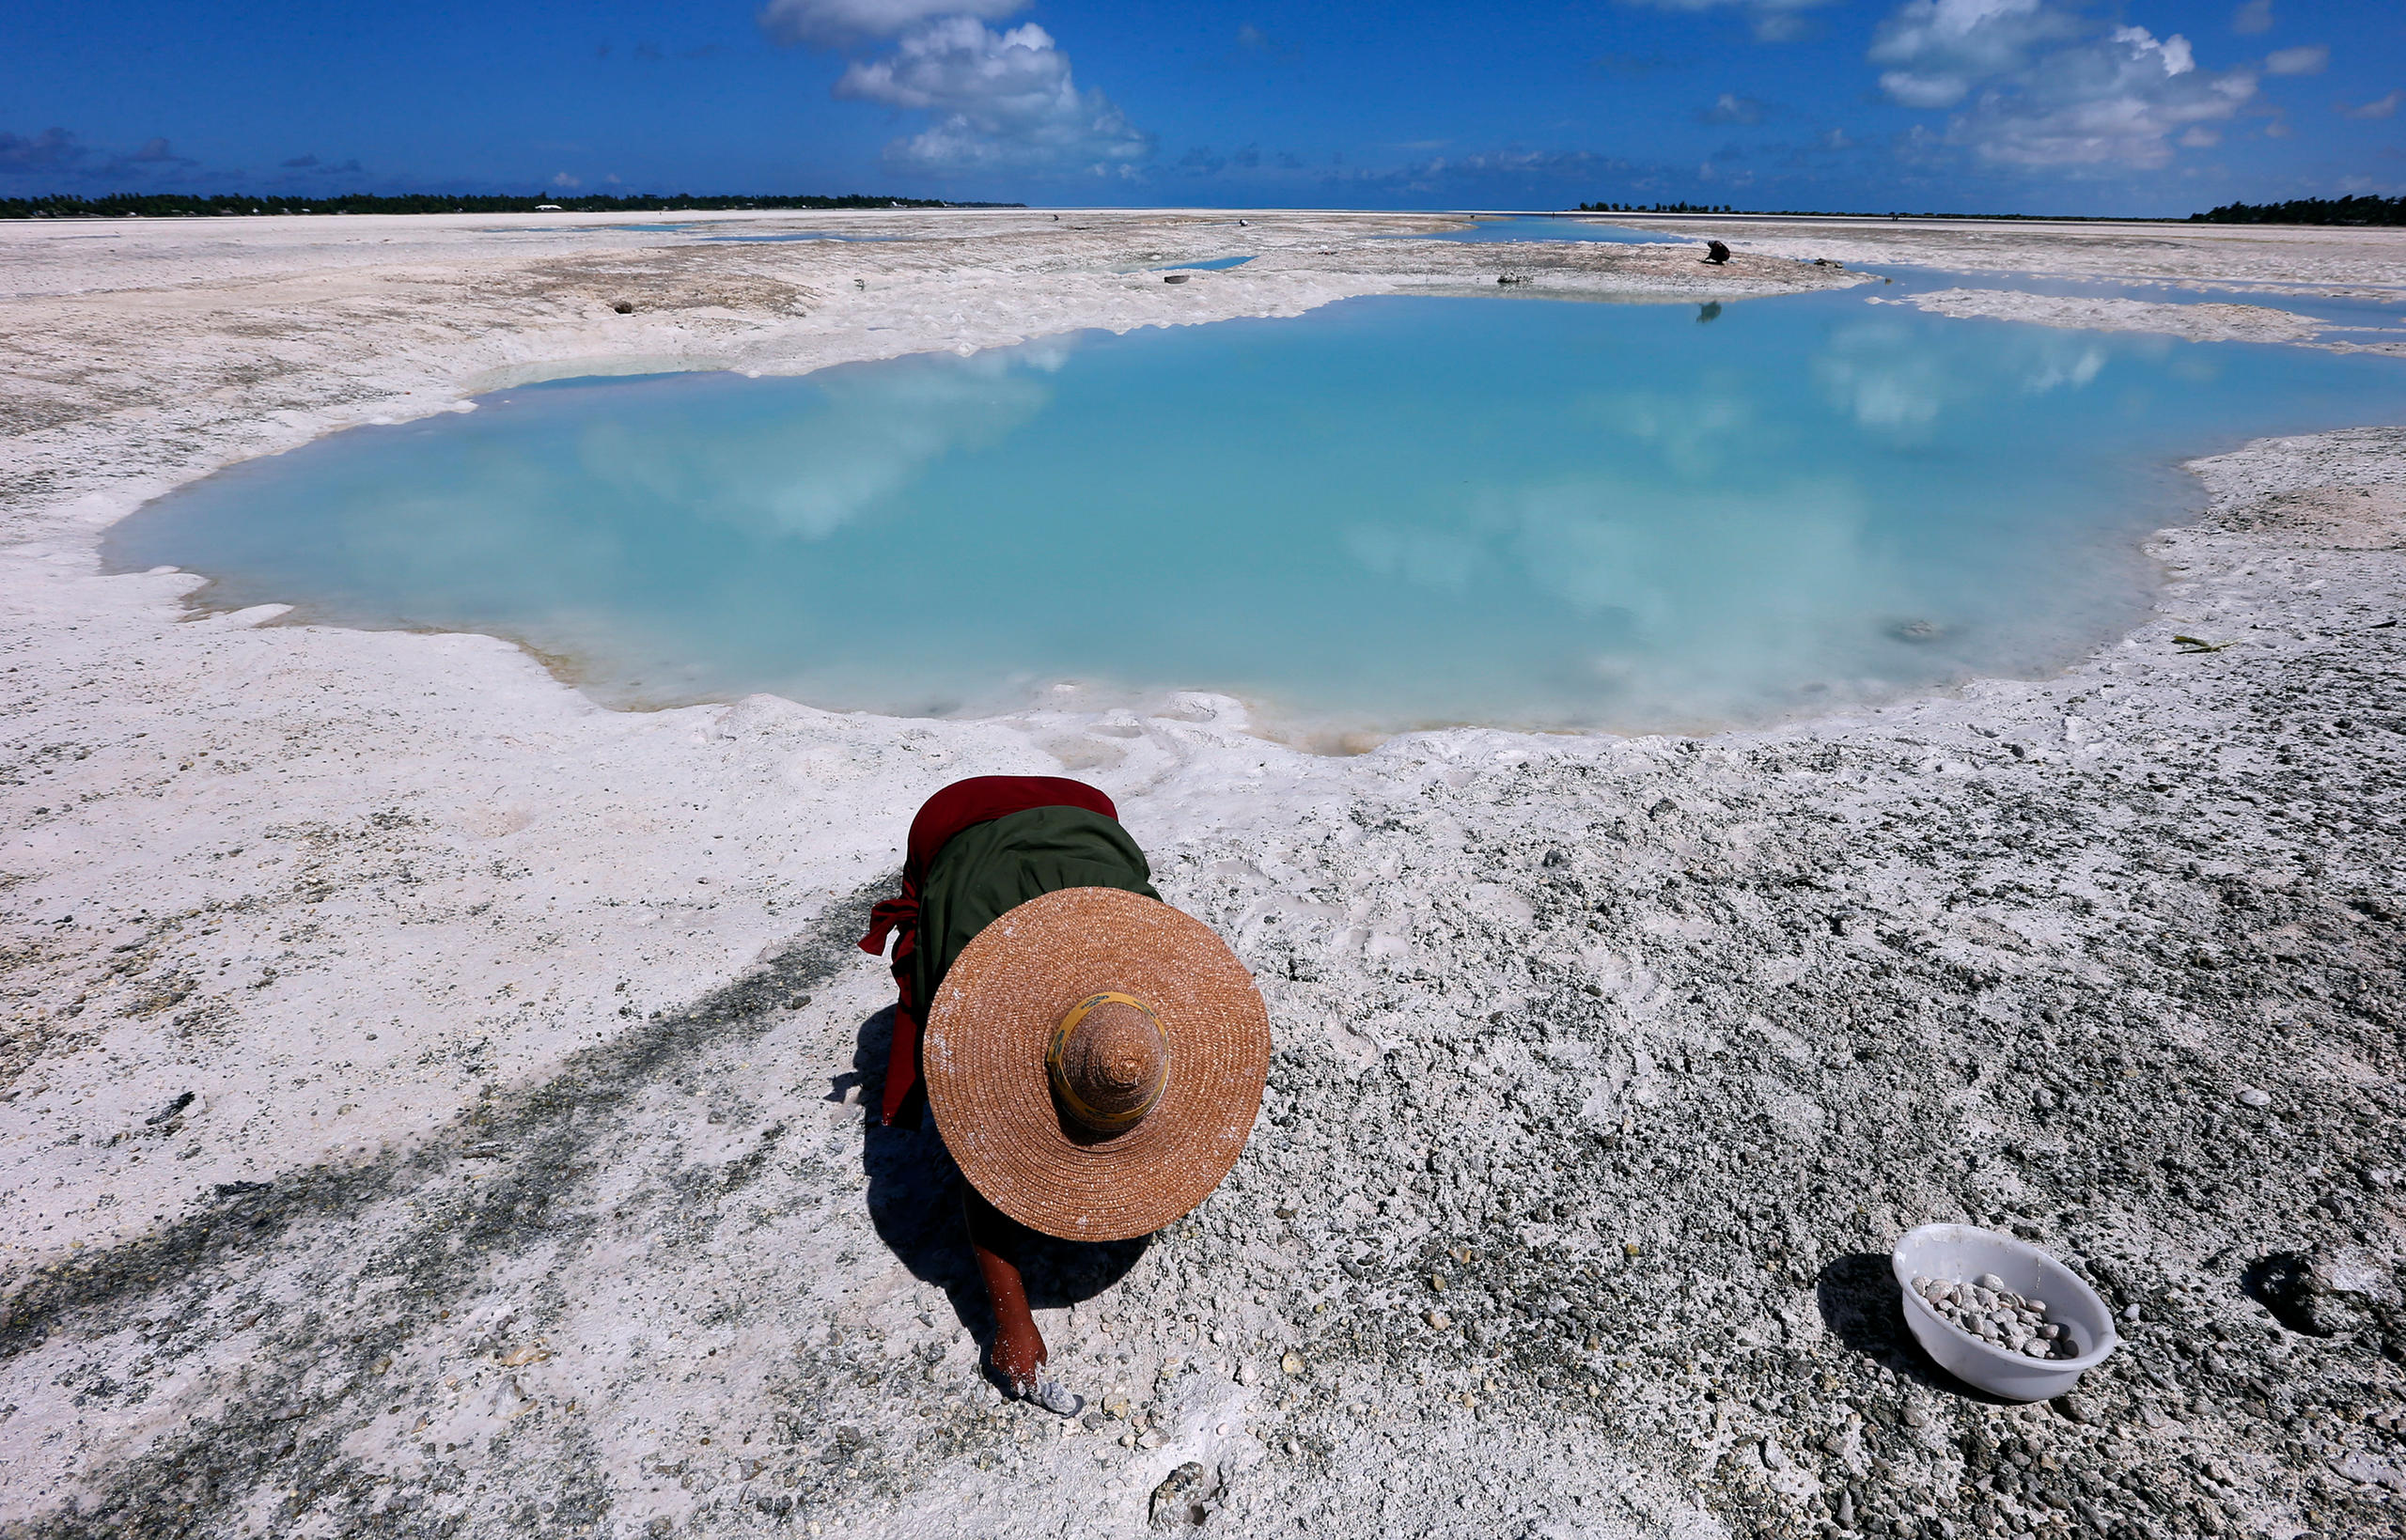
[1881,288,2327,347]
[1607,211,2406,299]
[0,210,2400,1540]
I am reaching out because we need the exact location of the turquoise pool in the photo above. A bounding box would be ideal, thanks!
[105,291,2406,736]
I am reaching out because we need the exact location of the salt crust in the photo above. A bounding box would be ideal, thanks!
[1883,288,2327,346]
[0,210,2401,1536]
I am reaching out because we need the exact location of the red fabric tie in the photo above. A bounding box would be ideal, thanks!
[862,776,1117,1125]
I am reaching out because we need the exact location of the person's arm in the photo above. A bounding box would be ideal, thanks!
[962,1188,1048,1392]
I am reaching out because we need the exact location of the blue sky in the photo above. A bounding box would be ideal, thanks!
[2,1,2398,213]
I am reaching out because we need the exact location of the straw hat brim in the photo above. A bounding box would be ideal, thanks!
[923,887,1271,1242]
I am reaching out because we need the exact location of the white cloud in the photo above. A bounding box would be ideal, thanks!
[1871,2,2255,170]
[1699,92,1769,125]
[2338,90,2401,120]
[836,19,1152,175]
[1325,148,1621,194]
[1869,0,2081,110]
[2263,43,2327,75]
[757,0,1024,46]
[758,0,1150,179]
[1619,0,1835,44]
[2230,0,2273,36]
[2112,24,2195,76]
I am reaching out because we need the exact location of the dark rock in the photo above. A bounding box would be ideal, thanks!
[1703,240,1731,265]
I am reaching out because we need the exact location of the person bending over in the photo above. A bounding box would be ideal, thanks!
[860,776,1271,1412]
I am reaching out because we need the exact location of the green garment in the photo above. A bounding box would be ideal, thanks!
[913,804,1160,1012]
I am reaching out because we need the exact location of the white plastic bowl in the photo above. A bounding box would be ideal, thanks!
[1891,1223,2118,1401]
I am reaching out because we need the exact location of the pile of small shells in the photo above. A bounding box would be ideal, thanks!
[1911,1270,2080,1360]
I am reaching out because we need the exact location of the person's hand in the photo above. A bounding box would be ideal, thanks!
[989,1316,1046,1393]
[967,1190,1051,1394]
[963,1189,1076,1412]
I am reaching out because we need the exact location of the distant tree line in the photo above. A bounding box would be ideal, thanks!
[1577,201,1736,214]
[0,192,1023,219]
[2189,194,2406,226]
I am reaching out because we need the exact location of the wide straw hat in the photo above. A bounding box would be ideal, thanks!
[923,887,1272,1241]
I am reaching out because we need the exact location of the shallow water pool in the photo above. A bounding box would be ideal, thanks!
[108,291,2406,736]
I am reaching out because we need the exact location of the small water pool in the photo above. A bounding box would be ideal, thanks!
[107,291,2406,737]
[1149,256,1256,272]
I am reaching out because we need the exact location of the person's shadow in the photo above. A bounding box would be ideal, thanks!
[844,1006,1149,1373]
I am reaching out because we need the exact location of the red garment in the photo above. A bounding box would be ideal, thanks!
[860,775,1117,1125]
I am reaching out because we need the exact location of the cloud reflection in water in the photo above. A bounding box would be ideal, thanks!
[107,293,2406,736]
